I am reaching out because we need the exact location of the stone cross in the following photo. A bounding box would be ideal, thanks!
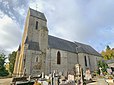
[74,64,83,85]
[99,67,103,76]
[28,75,31,81]
[36,4,38,11]
[42,72,45,78]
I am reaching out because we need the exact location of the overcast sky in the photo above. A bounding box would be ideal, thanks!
[0,0,114,55]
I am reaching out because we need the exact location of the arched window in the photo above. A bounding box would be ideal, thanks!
[57,51,61,64]
[84,56,87,66]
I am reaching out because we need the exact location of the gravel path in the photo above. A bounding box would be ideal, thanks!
[0,78,12,85]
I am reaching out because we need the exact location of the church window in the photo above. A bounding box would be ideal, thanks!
[57,51,61,64]
[84,56,87,66]
[36,21,38,29]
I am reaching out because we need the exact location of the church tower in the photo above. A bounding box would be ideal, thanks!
[28,8,48,43]
[14,8,48,77]
[27,8,48,51]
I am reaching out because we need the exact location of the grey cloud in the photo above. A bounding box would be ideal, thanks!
[0,0,114,53]
[0,17,22,54]
[35,0,114,51]
[0,27,22,50]
[0,0,29,28]
[0,0,34,54]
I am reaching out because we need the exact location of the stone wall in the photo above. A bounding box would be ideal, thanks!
[25,50,42,76]
[67,52,78,73]
[46,48,78,76]
[78,53,100,72]
[45,48,100,76]
[50,49,68,76]
[27,16,46,42]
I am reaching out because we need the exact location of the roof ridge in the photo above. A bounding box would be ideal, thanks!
[49,35,76,44]
[48,35,91,47]
[29,7,47,21]
[74,41,90,47]
[29,7,44,14]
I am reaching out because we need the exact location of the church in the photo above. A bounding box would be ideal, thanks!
[13,8,101,77]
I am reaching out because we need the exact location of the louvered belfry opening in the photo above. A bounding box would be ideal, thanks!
[36,21,38,29]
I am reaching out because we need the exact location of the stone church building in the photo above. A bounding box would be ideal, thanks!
[13,8,101,77]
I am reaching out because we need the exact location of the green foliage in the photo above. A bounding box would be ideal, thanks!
[101,45,114,60]
[97,60,108,74]
[0,53,9,76]
[0,53,6,66]
[8,51,17,74]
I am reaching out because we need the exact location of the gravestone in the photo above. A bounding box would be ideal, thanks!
[99,67,103,76]
[85,68,92,80]
[43,81,48,85]
[74,64,83,85]
[59,72,63,76]
[42,72,45,78]
[54,76,59,85]
[107,68,112,75]
[68,74,74,81]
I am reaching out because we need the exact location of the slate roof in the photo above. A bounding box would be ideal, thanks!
[24,35,101,56]
[74,42,101,56]
[48,35,101,56]
[48,35,77,53]
[25,37,40,51]
[29,8,47,21]
[28,42,40,51]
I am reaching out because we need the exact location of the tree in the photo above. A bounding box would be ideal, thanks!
[8,51,17,74]
[97,60,108,75]
[0,53,9,76]
[101,45,114,60]
[106,45,111,50]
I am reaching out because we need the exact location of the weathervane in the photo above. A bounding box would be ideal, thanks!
[36,4,38,11]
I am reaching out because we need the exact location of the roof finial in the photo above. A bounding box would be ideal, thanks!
[36,4,38,11]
